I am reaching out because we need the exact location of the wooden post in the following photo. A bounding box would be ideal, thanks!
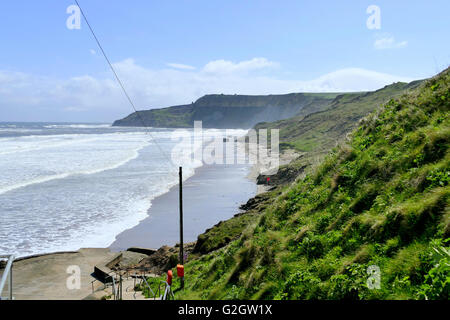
[179,167,184,289]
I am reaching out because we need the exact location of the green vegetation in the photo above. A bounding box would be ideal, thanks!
[256,80,424,183]
[113,105,195,128]
[193,192,277,255]
[193,212,260,255]
[162,69,449,300]
[194,92,339,108]
[113,93,340,129]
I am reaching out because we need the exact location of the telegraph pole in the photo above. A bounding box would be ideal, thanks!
[179,167,185,289]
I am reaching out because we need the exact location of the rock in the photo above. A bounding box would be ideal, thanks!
[129,243,196,275]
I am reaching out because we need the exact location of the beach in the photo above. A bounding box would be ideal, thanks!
[110,163,257,251]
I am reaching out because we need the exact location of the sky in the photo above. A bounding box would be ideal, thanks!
[0,0,449,123]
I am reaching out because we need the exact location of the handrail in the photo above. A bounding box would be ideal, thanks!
[157,280,174,300]
[109,274,118,300]
[140,275,156,299]
[0,255,15,300]
[90,271,170,300]
[90,270,126,300]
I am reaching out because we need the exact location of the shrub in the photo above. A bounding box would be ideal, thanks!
[416,240,450,300]
[278,270,321,300]
[328,264,371,300]
[298,233,325,259]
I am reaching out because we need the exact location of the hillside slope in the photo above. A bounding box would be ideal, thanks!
[174,68,449,300]
[189,82,423,255]
[112,93,339,129]
[254,80,424,186]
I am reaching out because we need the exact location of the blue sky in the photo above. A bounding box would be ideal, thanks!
[0,0,449,122]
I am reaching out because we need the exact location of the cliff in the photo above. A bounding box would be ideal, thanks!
[112,93,340,129]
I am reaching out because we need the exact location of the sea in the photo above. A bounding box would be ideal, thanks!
[0,122,248,258]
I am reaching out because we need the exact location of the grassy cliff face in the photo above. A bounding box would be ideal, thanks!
[261,82,421,152]
[194,93,340,108]
[113,93,340,129]
[255,81,424,185]
[112,105,194,128]
[173,69,449,300]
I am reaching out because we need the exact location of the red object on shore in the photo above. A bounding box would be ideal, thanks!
[177,264,185,278]
[167,270,173,286]
[267,177,270,182]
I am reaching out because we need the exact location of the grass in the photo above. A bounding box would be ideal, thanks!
[113,105,195,128]
[163,68,449,300]
[255,80,424,181]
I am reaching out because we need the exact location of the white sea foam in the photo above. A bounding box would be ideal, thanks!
[0,143,145,195]
[0,133,150,195]
[0,134,100,155]
[43,124,112,129]
[0,126,247,257]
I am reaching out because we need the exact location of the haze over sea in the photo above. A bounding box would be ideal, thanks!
[0,122,247,257]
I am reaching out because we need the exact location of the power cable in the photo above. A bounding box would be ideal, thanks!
[74,0,174,164]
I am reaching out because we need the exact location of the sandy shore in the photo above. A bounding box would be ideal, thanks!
[110,163,256,251]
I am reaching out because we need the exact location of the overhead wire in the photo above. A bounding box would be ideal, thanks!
[74,0,175,165]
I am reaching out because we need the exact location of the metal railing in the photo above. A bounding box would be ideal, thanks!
[106,272,123,300]
[110,275,119,300]
[90,271,173,300]
[0,255,14,300]
[157,280,174,300]
[90,271,122,300]
[138,275,156,300]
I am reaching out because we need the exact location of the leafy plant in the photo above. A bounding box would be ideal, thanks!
[416,240,450,300]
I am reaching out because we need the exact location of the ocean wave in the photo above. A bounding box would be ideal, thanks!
[43,124,112,129]
[0,144,201,258]
[0,128,43,133]
[0,132,150,155]
[0,145,146,196]
[0,127,248,257]
[0,133,151,195]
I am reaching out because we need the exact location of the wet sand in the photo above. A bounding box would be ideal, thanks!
[109,164,256,251]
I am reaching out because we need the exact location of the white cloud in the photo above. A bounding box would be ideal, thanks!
[64,106,86,112]
[203,57,278,74]
[0,58,415,122]
[90,49,97,55]
[374,34,408,50]
[166,63,196,70]
[307,68,413,91]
